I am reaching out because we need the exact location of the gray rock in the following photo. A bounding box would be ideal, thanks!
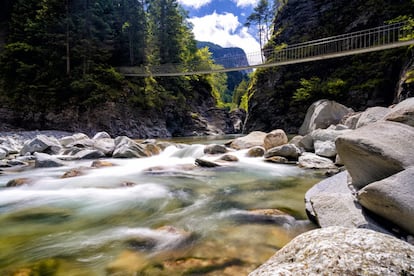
[21,135,62,155]
[203,144,227,155]
[263,129,288,150]
[113,136,149,158]
[59,133,89,147]
[264,156,289,164]
[314,140,336,158]
[34,152,65,168]
[336,121,414,190]
[264,144,301,160]
[218,154,239,162]
[288,135,303,148]
[249,227,414,276]
[356,106,389,128]
[229,131,267,150]
[342,112,362,129]
[246,146,265,157]
[93,138,115,156]
[298,133,314,151]
[93,131,111,140]
[74,149,106,160]
[195,158,220,168]
[0,148,7,159]
[358,167,414,235]
[299,99,352,135]
[298,152,336,169]
[384,97,414,127]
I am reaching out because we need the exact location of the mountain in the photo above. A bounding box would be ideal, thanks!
[244,0,414,134]
[197,41,249,69]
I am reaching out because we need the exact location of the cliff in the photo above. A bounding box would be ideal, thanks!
[244,0,414,134]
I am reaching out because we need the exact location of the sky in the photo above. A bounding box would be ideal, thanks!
[177,0,262,64]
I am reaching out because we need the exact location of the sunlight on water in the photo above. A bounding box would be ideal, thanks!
[0,138,323,275]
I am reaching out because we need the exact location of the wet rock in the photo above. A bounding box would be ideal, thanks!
[93,131,111,140]
[231,209,296,225]
[264,156,289,164]
[230,131,267,150]
[246,146,265,157]
[249,227,414,276]
[263,129,288,150]
[299,99,353,135]
[159,257,246,275]
[204,144,228,155]
[34,152,65,168]
[113,136,149,158]
[356,106,389,128]
[6,178,33,187]
[61,168,88,178]
[336,121,414,190]
[195,158,221,168]
[384,97,414,127]
[20,135,62,155]
[218,154,239,162]
[59,133,90,147]
[74,149,105,159]
[264,144,301,160]
[91,160,116,168]
[143,143,162,156]
[93,138,115,156]
[358,167,414,235]
[7,207,72,222]
[298,153,336,169]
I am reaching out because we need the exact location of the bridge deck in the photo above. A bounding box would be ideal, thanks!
[119,22,414,77]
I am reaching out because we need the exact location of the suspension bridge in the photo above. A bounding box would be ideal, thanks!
[119,21,414,77]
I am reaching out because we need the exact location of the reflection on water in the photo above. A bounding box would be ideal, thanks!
[0,136,322,275]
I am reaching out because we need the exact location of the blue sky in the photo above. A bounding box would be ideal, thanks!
[177,0,261,63]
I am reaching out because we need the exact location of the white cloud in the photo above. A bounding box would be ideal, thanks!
[188,12,261,64]
[232,0,260,8]
[177,0,212,9]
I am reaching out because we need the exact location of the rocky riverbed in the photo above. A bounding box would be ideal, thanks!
[1,97,414,274]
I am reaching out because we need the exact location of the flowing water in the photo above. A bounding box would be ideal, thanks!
[0,137,323,275]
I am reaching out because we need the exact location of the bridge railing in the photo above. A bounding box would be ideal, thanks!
[120,21,413,77]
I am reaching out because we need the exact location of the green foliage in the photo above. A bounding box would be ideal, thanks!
[293,77,346,103]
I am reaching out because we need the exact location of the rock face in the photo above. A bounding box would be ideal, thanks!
[298,100,352,135]
[336,121,414,190]
[358,167,414,235]
[243,0,412,134]
[249,227,414,276]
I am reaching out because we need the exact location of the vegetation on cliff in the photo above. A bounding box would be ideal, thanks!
[0,0,227,134]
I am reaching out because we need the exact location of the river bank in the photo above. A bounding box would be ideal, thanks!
[1,97,414,275]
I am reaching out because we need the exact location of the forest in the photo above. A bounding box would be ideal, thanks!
[0,0,240,128]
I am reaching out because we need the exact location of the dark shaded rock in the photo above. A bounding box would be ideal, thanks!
[74,149,105,159]
[204,144,227,155]
[264,156,289,164]
[246,146,265,157]
[195,158,220,168]
[6,178,33,187]
[264,144,301,160]
[20,135,62,155]
[34,152,65,168]
[218,154,239,162]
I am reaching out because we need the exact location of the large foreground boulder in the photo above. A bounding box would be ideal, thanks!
[299,100,352,135]
[249,227,414,275]
[336,121,414,190]
[358,167,414,235]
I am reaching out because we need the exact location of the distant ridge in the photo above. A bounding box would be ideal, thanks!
[197,41,250,68]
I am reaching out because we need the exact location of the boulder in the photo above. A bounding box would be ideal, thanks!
[288,135,303,148]
[264,156,289,164]
[263,129,288,150]
[93,138,115,156]
[113,136,149,158]
[204,144,227,155]
[336,121,414,190]
[74,149,106,159]
[342,112,362,129]
[358,167,414,235]
[59,133,89,147]
[142,143,162,156]
[299,99,352,135]
[264,144,301,160]
[20,135,62,155]
[229,131,267,150]
[0,148,7,159]
[355,106,389,128]
[384,97,414,127]
[34,152,65,168]
[246,146,265,157]
[298,153,336,169]
[218,154,239,162]
[195,158,220,168]
[249,227,414,276]
[93,131,111,140]
[314,140,336,158]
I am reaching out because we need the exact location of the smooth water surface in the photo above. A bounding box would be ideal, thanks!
[0,137,323,275]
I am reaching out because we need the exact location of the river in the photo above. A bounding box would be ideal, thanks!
[0,136,323,275]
